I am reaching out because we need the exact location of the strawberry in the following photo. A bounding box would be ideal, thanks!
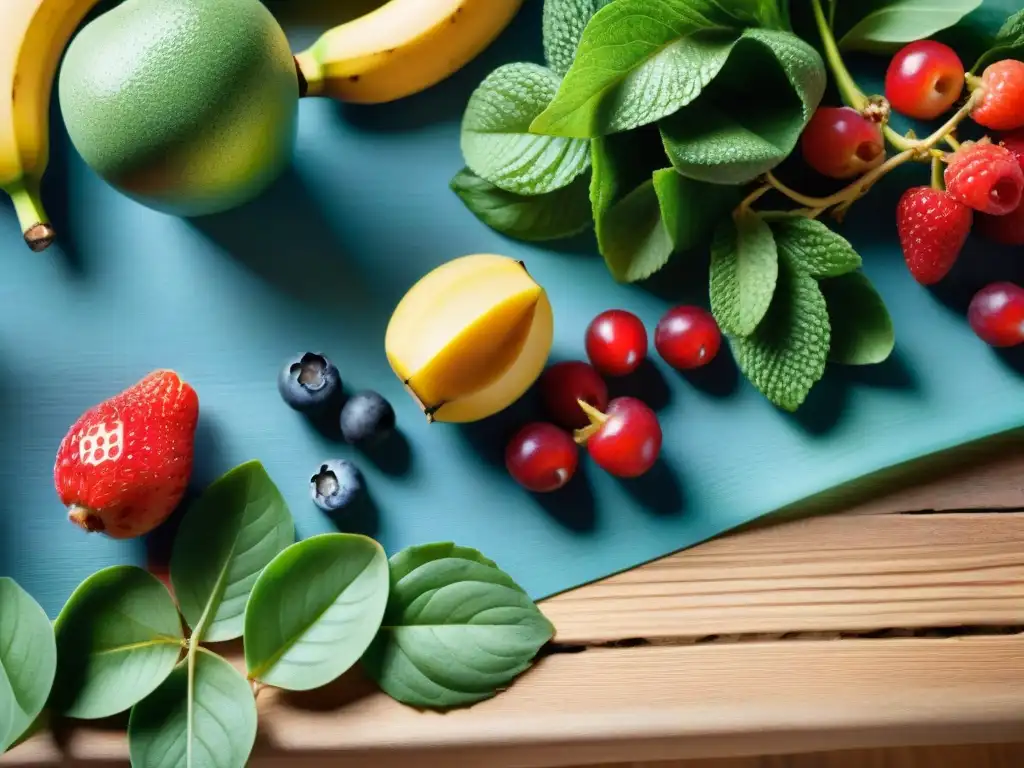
[896,186,973,285]
[970,60,1024,131]
[54,370,199,539]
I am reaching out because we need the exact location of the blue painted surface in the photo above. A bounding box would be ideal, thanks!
[2,1,1024,618]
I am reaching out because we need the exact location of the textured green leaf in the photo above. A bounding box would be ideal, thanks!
[731,258,831,411]
[461,63,589,195]
[837,0,983,53]
[128,649,257,768]
[710,212,779,337]
[972,9,1024,72]
[770,217,862,278]
[822,272,895,365]
[530,0,782,138]
[52,566,182,719]
[0,580,55,752]
[244,533,389,691]
[542,0,615,76]
[660,28,825,184]
[450,167,593,242]
[653,168,742,252]
[171,460,294,643]
[362,543,554,710]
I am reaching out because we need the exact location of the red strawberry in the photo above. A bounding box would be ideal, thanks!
[896,186,973,285]
[54,370,199,539]
[970,60,1024,131]
[944,139,1024,216]
[978,130,1024,245]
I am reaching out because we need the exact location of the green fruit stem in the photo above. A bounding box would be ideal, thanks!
[4,179,54,252]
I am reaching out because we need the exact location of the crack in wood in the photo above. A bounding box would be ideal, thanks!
[896,507,1024,515]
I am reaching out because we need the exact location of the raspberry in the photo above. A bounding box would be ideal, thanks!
[943,139,1024,215]
[896,187,973,286]
[977,129,1024,243]
[970,60,1024,131]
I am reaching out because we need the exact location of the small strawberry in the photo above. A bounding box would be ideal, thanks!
[978,129,1024,245]
[970,60,1024,131]
[896,186,973,285]
[944,138,1024,215]
[54,370,199,539]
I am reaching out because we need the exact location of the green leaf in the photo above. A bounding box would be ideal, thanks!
[171,460,294,644]
[710,212,779,337]
[461,62,590,195]
[52,566,183,720]
[128,649,257,768]
[769,217,862,278]
[972,9,1024,72]
[244,533,389,691]
[530,0,783,138]
[542,0,615,77]
[837,0,983,53]
[0,579,55,752]
[362,543,554,710]
[653,168,742,252]
[659,28,825,185]
[450,167,593,242]
[821,272,895,365]
[731,257,831,411]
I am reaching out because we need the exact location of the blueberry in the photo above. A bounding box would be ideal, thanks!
[310,459,363,513]
[340,390,396,447]
[278,352,342,412]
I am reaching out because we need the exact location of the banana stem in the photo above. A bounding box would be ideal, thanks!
[294,51,324,98]
[5,180,54,252]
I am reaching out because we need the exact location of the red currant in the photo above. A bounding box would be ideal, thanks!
[539,361,609,430]
[800,106,885,180]
[885,41,964,120]
[585,309,648,376]
[505,422,579,492]
[968,282,1024,347]
[575,397,661,479]
[654,306,721,370]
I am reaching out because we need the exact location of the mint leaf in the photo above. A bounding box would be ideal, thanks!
[529,0,779,138]
[654,168,741,253]
[770,217,862,278]
[837,0,983,53]
[821,272,895,365]
[710,212,779,336]
[542,0,615,77]
[461,63,589,195]
[450,168,592,242]
[731,258,830,411]
[659,28,825,184]
[972,9,1024,73]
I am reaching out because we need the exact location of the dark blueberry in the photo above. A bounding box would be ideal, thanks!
[340,390,396,447]
[278,352,342,412]
[310,459,363,513]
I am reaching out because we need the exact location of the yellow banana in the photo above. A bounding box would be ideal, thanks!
[386,254,554,424]
[295,0,524,104]
[0,0,100,251]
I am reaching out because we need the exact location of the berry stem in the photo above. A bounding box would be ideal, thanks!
[573,398,608,445]
[930,155,945,191]
[737,184,771,214]
[810,0,867,110]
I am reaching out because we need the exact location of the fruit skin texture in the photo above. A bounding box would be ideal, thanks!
[896,187,973,286]
[340,391,396,447]
[970,60,1024,131]
[505,422,578,493]
[278,353,342,413]
[884,41,964,120]
[539,361,608,430]
[58,0,298,217]
[585,309,648,377]
[977,130,1024,245]
[943,140,1024,216]
[295,0,524,104]
[385,253,554,424]
[54,370,199,539]
[310,460,364,512]
[578,397,661,479]
[968,282,1024,347]
[654,306,721,370]
[0,0,102,250]
[800,106,885,179]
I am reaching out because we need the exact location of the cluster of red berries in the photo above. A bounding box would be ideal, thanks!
[505,305,722,493]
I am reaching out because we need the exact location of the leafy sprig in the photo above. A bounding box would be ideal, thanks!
[4,461,554,767]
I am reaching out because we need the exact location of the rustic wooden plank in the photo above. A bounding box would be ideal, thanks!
[544,512,1024,643]
[7,636,1023,768]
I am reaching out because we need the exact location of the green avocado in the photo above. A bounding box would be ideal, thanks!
[58,0,299,217]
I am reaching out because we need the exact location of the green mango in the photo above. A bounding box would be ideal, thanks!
[58,0,299,217]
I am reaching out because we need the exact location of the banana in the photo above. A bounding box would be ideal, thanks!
[294,0,524,104]
[386,254,554,424]
[0,0,100,251]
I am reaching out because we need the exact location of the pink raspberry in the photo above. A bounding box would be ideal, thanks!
[944,139,1024,215]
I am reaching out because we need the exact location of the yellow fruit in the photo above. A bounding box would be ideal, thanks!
[385,254,554,423]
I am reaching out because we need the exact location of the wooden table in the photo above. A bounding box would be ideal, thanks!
[7,434,1024,767]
